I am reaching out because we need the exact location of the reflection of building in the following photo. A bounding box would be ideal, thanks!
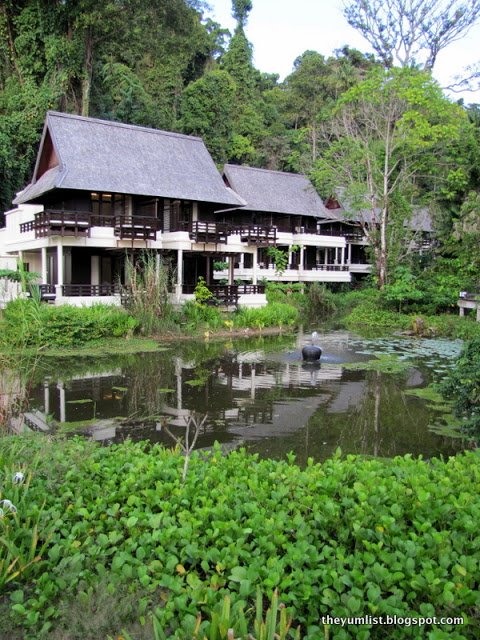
[27,347,343,443]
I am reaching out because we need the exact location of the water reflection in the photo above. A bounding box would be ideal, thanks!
[27,331,466,462]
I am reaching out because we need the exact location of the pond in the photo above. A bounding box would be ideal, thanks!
[26,329,467,463]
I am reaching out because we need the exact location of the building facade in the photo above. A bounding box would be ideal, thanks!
[0,111,378,307]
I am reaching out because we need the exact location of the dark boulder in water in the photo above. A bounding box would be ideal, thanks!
[302,345,322,361]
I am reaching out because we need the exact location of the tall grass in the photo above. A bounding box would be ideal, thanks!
[122,251,177,335]
[234,302,299,329]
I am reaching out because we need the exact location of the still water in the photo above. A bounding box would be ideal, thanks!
[28,330,466,463]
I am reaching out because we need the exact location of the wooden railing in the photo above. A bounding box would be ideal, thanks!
[113,215,160,240]
[188,221,276,246]
[62,284,121,297]
[234,224,277,245]
[19,210,161,240]
[189,221,230,243]
[311,264,349,271]
[39,284,56,300]
[183,283,265,305]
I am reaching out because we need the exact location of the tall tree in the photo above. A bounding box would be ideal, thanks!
[313,67,469,287]
[231,0,253,27]
[179,69,236,162]
[277,47,378,171]
[344,0,480,69]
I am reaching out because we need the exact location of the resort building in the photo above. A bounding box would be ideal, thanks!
[0,111,387,307]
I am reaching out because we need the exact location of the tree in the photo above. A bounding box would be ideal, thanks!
[439,338,480,439]
[344,0,480,69]
[312,67,468,287]
[278,48,378,171]
[0,0,223,212]
[179,69,236,162]
[231,0,253,27]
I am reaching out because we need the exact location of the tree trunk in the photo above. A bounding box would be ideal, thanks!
[81,27,94,117]
[378,206,388,287]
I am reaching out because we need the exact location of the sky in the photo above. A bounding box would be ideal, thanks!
[205,0,480,102]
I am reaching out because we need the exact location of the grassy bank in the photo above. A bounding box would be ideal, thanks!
[1,436,479,639]
[0,298,300,353]
[342,300,480,340]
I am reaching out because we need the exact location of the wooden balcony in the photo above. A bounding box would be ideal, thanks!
[21,210,91,237]
[189,221,230,243]
[113,215,160,240]
[236,224,277,246]
[183,284,265,305]
[187,221,276,246]
[62,284,121,297]
[19,210,161,240]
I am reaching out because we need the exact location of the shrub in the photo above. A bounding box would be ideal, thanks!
[265,282,305,307]
[123,251,177,335]
[343,301,412,330]
[181,299,224,330]
[234,302,299,329]
[439,338,480,437]
[1,300,138,348]
[304,282,337,318]
[193,277,215,305]
[422,315,480,340]
[0,436,479,638]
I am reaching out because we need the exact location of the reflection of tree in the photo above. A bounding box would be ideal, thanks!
[123,354,177,418]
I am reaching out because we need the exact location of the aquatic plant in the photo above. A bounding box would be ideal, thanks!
[0,436,479,638]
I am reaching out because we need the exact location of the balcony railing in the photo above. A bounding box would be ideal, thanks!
[62,284,121,297]
[189,221,230,243]
[20,210,160,240]
[310,264,349,271]
[188,221,276,246]
[239,224,276,245]
[258,263,349,272]
[183,284,265,305]
[113,215,160,240]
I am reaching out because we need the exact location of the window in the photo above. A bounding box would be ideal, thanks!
[91,192,119,217]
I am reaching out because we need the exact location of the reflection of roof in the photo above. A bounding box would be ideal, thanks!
[223,164,331,218]
[15,111,242,206]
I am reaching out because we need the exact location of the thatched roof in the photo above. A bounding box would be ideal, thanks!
[223,164,331,218]
[14,112,242,206]
[405,208,434,232]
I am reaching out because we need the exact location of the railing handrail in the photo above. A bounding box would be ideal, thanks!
[459,291,480,301]
[62,284,121,297]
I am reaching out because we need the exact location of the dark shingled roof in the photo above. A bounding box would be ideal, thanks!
[14,112,242,206]
[223,164,331,218]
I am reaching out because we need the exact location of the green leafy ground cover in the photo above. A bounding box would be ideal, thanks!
[1,436,479,639]
[343,302,480,341]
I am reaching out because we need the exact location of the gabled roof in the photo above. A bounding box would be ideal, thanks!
[326,192,434,231]
[223,164,331,218]
[14,111,242,206]
[405,208,434,232]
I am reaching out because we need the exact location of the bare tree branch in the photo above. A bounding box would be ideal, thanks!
[344,0,480,70]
